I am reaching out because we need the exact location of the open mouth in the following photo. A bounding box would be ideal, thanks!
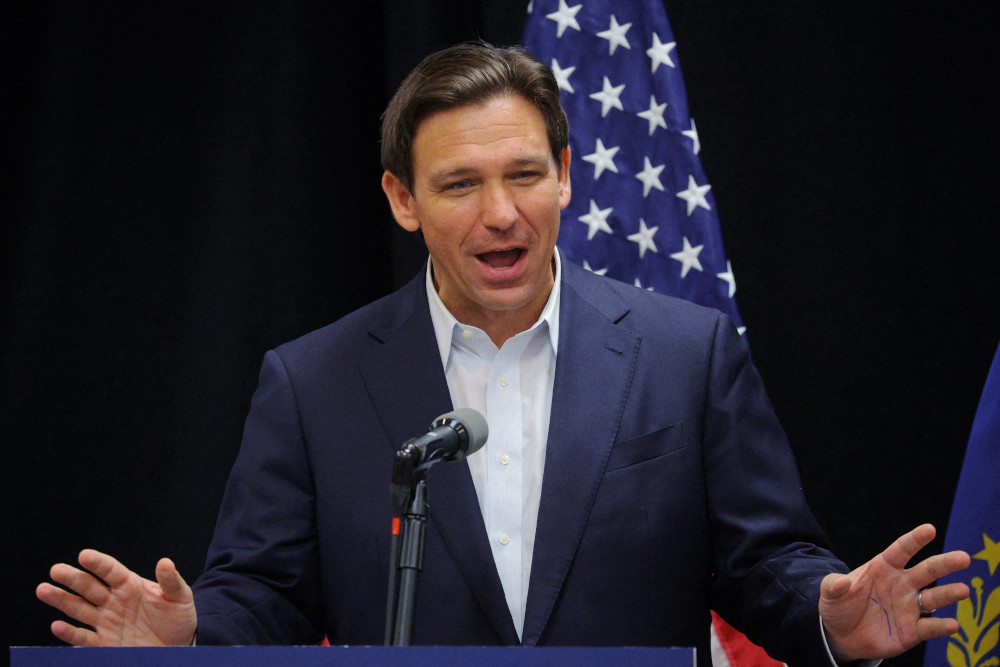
[476,248,523,269]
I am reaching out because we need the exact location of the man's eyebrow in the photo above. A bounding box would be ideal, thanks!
[426,155,552,186]
[427,166,477,184]
[510,154,550,168]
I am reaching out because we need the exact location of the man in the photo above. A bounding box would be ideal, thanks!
[36,42,970,666]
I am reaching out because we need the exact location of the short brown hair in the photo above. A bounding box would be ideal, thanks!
[380,41,569,192]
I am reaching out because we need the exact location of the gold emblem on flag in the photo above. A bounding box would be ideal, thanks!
[946,533,1000,667]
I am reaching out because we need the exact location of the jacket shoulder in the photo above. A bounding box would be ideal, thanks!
[562,257,733,342]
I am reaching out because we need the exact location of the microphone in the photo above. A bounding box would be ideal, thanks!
[401,408,488,468]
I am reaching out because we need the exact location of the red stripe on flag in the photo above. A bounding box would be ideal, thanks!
[711,611,784,666]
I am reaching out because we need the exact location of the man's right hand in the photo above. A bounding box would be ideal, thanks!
[36,549,197,646]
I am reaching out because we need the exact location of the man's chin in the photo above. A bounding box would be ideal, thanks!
[473,282,552,315]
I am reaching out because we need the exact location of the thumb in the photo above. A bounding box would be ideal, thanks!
[821,572,853,602]
[155,558,191,603]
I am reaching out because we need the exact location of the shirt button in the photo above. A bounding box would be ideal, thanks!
[498,376,509,387]
[500,454,511,465]
[461,330,473,340]
[499,533,510,545]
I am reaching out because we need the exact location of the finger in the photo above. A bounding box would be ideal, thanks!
[48,563,111,607]
[910,550,972,588]
[155,558,191,603]
[78,549,133,589]
[820,572,852,600]
[35,583,100,627]
[50,620,99,647]
[916,616,961,642]
[917,582,971,613]
[36,581,65,607]
[880,524,936,570]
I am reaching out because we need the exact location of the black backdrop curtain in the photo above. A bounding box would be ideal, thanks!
[4,3,997,665]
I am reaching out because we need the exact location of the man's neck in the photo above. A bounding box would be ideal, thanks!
[476,307,548,348]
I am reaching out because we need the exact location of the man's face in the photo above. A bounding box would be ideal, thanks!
[382,94,571,332]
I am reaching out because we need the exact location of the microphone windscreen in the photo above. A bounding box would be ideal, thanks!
[437,408,488,456]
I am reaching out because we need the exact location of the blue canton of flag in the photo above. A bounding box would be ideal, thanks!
[522,0,744,333]
[924,343,1000,667]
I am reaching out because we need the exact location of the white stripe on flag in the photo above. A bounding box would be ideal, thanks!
[710,623,734,667]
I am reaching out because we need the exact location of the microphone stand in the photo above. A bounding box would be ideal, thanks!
[382,409,487,646]
[384,445,429,645]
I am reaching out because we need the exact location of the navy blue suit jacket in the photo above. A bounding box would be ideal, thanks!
[192,257,848,666]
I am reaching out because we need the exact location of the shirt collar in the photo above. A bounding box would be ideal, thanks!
[426,251,561,367]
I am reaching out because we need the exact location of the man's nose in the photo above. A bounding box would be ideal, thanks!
[480,184,518,230]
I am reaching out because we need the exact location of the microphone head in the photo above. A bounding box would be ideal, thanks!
[431,408,488,459]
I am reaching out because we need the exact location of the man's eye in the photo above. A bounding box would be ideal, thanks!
[446,180,472,191]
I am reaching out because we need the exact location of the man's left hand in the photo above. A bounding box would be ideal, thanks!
[819,523,971,662]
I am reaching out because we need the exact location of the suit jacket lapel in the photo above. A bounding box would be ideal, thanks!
[520,260,641,646]
[358,271,518,644]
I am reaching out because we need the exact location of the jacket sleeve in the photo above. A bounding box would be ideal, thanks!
[704,313,849,666]
[191,349,326,645]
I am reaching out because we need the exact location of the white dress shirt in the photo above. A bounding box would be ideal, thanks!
[426,254,560,640]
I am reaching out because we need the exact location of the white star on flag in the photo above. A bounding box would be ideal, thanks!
[596,15,632,55]
[675,175,712,215]
[646,32,677,72]
[578,200,614,240]
[627,218,659,258]
[583,260,608,275]
[636,95,668,135]
[582,138,620,179]
[550,59,576,93]
[682,118,701,155]
[670,237,704,277]
[717,260,736,298]
[589,76,625,117]
[635,157,665,197]
[546,0,582,38]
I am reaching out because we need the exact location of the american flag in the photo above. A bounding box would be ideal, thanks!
[522,0,744,335]
[523,2,775,665]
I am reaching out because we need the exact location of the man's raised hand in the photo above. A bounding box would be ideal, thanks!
[36,549,197,646]
[819,524,971,662]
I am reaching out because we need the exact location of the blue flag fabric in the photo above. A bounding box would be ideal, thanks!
[924,343,1000,667]
[522,0,743,331]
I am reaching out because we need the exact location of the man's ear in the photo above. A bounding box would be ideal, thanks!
[557,147,572,209]
[381,171,421,232]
